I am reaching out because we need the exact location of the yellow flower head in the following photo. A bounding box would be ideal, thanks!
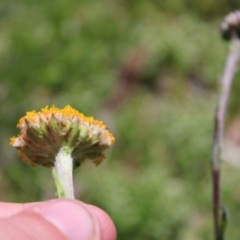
[10,105,115,168]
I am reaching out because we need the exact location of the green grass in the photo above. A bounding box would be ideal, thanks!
[1,1,240,239]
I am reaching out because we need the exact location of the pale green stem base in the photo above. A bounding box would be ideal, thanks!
[52,147,75,199]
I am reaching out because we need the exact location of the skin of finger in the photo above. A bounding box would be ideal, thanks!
[86,204,117,240]
[0,211,66,240]
[0,202,41,218]
[0,200,117,240]
[33,200,101,240]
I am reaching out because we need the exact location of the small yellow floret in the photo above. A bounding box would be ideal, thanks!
[10,105,115,168]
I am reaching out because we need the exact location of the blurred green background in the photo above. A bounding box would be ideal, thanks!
[1,1,240,239]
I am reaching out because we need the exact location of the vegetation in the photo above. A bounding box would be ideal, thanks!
[1,1,240,239]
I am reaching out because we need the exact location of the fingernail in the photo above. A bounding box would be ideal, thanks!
[33,200,101,240]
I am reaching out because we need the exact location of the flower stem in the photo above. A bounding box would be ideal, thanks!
[52,147,75,199]
[211,33,240,240]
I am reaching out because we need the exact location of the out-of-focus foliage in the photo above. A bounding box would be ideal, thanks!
[1,1,240,239]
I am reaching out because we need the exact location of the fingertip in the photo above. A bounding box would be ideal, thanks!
[0,199,117,240]
[28,199,101,240]
[86,204,117,240]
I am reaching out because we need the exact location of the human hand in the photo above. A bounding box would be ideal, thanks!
[0,199,117,240]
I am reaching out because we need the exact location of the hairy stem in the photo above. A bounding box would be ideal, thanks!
[52,147,75,199]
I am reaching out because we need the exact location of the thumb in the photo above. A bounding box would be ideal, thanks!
[0,199,101,240]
